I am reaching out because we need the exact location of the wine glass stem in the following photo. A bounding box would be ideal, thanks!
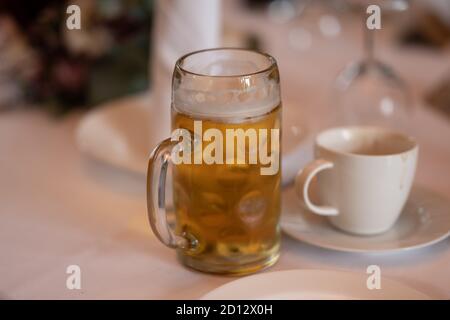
[363,15,375,64]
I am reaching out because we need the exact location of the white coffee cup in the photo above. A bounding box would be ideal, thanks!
[295,126,418,235]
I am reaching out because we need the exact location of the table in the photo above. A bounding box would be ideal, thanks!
[1,1,450,299]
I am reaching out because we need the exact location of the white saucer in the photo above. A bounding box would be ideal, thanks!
[76,93,310,185]
[202,269,429,300]
[281,186,450,253]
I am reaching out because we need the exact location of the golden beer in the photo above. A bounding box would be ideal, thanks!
[171,105,281,274]
[147,48,282,274]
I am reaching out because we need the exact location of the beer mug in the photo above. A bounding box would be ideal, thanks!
[147,48,281,274]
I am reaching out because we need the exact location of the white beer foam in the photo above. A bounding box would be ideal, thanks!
[174,49,280,121]
[173,79,280,121]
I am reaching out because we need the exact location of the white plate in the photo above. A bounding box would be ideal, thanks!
[76,93,310,185]
[202,269,429,299]
[76,94,153,175]
[281,186,450,253]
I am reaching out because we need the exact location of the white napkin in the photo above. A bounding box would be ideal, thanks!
[147,0,222,148]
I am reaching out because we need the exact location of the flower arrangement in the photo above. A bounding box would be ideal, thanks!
[0,0,153,115]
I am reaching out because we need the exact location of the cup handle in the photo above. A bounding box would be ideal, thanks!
[294,159,339,216]
[147,138,190,249]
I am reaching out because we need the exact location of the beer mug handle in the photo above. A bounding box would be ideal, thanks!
[147,138,189,249]
[295,159,339,216]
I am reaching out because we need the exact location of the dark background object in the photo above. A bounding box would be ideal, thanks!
[0,0,153,115]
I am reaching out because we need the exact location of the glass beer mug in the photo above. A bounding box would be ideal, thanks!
[147,48,281,274]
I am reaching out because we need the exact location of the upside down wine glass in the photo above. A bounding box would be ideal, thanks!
[334,0,413,130]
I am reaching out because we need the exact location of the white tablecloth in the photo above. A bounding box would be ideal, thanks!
[1,1,450,299]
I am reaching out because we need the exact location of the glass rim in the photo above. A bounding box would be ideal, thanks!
[315,126,418,158]
[175,47,277,78]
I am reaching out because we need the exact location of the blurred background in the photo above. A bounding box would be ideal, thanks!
[0,0,153,115]
[0,0,449,117]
